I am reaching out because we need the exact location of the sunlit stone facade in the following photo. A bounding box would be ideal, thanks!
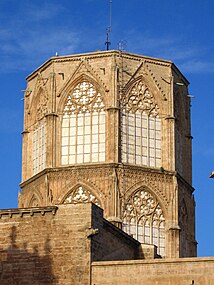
[19,50,196,258]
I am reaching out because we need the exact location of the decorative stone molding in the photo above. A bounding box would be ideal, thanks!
[0,206,57,218]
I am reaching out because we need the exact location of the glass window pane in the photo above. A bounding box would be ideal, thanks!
[85,126,91,135]
[136,156,141,165]
[92,125,98,133]
[92,144,98,152]
[77,115,84,125]
[62,156,68,164]
[92,153,98,162]
[62,137,69,146]
[99,143,105,152]
[62,118,69,128]
[156,119,161,130]
[100,134,105,143]
[77,154,83,163]
[99,124,105,133]
[70,137,75,146]
[62,128,69,136]
[62,146,68,156]
[77,126,83,135]
[69,155,75,164]
[156,139,161,149]
[77,136,84,144]
[85,135,90,144]
[92,115,98,124]
[99,152,105,161]
[136,146,141,155]
[85,115,91,125]
[85,144,90,153]
[69,146,75,155]
[70,117,76,128]
[92,134,98,143]
[84,153,90,162]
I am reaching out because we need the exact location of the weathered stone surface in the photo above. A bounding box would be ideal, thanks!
[92,258,214,285]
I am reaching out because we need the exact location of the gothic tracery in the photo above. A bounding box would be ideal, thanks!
[125,80,159,116]
[122,80,161,167]
[61,81,106,164]
[123,188,165,256]
[63,186,101,206]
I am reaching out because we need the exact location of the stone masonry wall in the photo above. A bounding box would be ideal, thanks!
[91,204,140,261]
[92,257,214,285]
[0,204,92,285]
[0,202,141,284]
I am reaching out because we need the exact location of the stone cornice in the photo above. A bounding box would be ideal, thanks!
[20,163,176,189]
[92,256,214,266]
[0,206,58,218]
[26,50,181,82]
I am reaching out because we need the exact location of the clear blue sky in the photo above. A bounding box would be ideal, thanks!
[0,0,213,256]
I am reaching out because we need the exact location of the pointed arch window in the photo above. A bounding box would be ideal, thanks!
[122,80,161,167]
[123,188,165,257]
[32,118,47,175]
[61,81,106,165]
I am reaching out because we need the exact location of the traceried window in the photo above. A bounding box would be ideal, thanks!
[32,119,47,175]
[122,80,161,167]
[123,188,165,257]
[61,81,105,165]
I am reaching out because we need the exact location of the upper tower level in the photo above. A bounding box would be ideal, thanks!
[21,50,191,183]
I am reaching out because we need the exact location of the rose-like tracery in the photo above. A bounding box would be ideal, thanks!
[63,81,105,114]
[64,186,101,206]
[125,80,159,116]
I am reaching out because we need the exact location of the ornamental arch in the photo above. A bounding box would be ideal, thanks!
[122,185,166,257]
[58,75,106,166]
[27,190,43,208]
[121,77,163,168]
[60,184,102,207]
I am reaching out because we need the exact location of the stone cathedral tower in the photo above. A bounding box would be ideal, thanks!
[19,50,196,259]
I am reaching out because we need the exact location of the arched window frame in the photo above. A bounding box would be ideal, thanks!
[121,80,161,167]
[61,80,106,165]
[122,188,166,257]
[32,118,47,175]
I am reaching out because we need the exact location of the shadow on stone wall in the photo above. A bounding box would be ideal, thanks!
[0,225,58,284]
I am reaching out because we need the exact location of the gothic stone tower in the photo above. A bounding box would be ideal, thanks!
[19,50,196,259]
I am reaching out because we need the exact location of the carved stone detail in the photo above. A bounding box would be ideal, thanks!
[63,81,105,115]
[123,187,165,223]
[64,186,101,206]
[36,89,48,121]
[124,80,159,117]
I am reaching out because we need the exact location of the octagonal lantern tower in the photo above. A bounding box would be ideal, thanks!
[19,50,196,258]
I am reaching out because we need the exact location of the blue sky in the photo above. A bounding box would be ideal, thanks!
[0,0,213,256]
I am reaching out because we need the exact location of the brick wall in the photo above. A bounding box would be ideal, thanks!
[92,257,214,285]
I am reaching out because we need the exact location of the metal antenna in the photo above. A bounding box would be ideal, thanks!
[105,0,112,50]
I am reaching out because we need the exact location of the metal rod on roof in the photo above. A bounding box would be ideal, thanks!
[105,0,112,50]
